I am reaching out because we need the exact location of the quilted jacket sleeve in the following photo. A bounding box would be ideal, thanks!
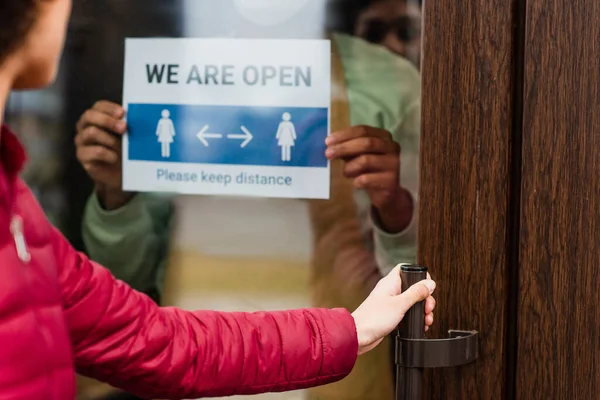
[53,227,358,399]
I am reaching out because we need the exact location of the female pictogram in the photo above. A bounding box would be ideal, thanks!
[156,109,176,158]
[275,112,297,162]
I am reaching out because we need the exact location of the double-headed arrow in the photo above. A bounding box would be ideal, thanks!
[196,125,253,148]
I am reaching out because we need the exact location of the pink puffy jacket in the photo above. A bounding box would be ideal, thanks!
[0,125,358,399]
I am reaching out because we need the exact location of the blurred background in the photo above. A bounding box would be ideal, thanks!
[5,1,422,399]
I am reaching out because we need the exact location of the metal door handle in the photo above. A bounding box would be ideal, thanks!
[396,264,479,400]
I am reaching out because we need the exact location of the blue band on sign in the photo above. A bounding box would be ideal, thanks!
[127,103,328,168]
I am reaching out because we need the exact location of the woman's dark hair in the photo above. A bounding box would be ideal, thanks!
[0,1,38,64]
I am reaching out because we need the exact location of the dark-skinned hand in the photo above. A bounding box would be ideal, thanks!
[325,125,413,233]
[75,100,133,210]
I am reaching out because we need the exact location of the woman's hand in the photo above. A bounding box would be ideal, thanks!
[352,266,436,355]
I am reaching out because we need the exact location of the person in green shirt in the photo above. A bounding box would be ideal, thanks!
[77,32,419,296]
[76,32,420,400]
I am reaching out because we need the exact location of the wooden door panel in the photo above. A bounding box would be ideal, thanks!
[419,0,519,398]
[518,0,600,398]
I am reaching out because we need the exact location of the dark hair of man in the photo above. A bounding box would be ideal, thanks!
[326,0,374,34]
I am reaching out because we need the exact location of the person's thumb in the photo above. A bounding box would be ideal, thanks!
[396,280,436,314]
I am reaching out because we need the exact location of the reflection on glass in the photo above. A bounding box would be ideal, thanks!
[7,1,422,399]
[353,0,422,67]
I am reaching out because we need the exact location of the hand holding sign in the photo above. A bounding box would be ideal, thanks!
[325,125,413,233]
[75,100,133,210]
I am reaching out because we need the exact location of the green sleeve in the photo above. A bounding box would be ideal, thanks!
[370,99,420,275]
[81,192,174,299]
[336,33,421,276]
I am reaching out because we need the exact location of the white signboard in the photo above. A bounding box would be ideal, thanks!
[122,38,331,199]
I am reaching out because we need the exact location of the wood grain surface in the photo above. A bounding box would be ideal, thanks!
[418,0,518,398]
[518,0,600,398]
